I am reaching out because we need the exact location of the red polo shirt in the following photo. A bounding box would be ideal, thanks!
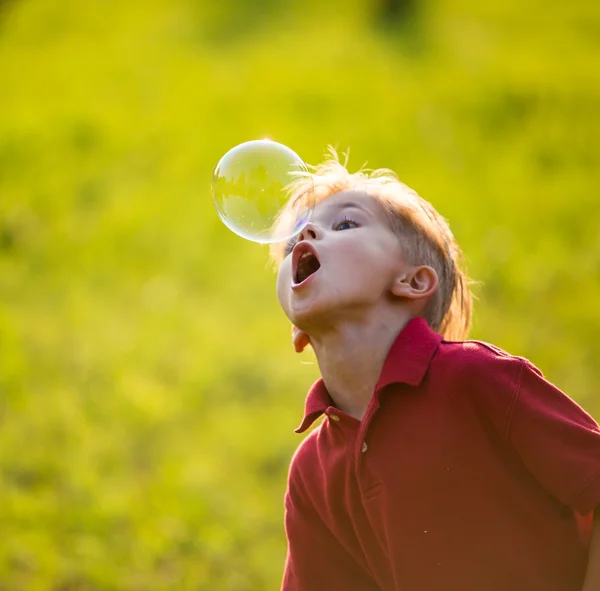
[281,318,600,591]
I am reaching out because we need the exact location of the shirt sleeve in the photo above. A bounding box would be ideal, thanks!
[281,466,380,591]
[507,359,600,515]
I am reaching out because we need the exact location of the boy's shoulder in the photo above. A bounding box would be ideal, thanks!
[441,336,522,360]
[431,337,546,400]
[437,336,540,376]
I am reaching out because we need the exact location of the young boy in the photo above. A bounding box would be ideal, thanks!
[271,151,600,591]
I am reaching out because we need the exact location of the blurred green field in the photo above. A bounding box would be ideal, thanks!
[0,0,599,588]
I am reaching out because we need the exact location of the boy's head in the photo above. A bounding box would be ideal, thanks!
[271,149,472,347]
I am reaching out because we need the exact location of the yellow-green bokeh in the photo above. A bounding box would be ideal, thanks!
[1,0,599,589]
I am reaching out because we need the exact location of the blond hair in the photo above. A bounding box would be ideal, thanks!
[270,149,473,341]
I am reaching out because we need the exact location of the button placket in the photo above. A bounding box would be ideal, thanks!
[355,435,378,499]
[354,394,380,479]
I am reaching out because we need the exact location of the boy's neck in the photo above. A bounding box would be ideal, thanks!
[309,310,414,421]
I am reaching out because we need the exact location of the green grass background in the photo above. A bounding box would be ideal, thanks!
[0,0,599,588]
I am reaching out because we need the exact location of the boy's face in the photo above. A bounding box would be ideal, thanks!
[276,191,409,333]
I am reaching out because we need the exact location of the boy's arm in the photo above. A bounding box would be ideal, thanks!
[282,470,380,591]
[582,511,600,591]
[505,360,600,517]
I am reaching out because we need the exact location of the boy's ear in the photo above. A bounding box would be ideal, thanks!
[391,265,439,300]
[292,325,311,353]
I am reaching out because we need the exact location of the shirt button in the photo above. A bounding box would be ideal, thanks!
[329,414,341,422]
[361,442,368,453]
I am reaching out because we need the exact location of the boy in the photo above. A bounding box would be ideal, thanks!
[271,151,600,591]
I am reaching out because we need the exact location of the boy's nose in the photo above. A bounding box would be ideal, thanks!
[297,222,321,242]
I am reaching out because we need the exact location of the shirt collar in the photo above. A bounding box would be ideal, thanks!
[294,317,443,433]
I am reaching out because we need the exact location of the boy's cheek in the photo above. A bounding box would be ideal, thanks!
[276,263,310,351]
[275,267,295,321]
[275,266,288,303]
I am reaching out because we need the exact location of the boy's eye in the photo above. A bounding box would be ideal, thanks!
[334,217,359,231]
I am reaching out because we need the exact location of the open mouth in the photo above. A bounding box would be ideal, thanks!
[292,242,321,286]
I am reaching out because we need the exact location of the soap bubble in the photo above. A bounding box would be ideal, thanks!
[211,140,315,244]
